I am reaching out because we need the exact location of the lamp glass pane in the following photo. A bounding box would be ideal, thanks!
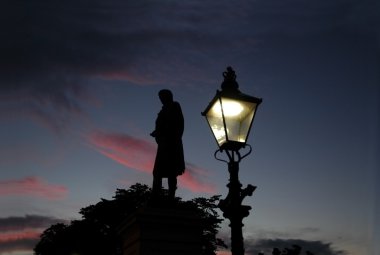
[205,99,227,147]
[221,97,257,143]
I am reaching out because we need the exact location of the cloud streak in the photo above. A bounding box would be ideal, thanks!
[0,1,259,133]
[0,215,67,232]
[0,176,68,200]
[2,0,375,132]
[2,0,376,84]
[217,238,346,255]
[244,238,347,255]
[88,130,216,193]
[0,215,67,254]
[0,235,39,254]
[0,230,40,244]
[0,1,251,83]
[0,81,92,133]
[0,1,252,132]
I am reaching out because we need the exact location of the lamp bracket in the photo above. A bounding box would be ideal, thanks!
[214,144,252,163]
[239,144,252,161]
[214,149,229,164]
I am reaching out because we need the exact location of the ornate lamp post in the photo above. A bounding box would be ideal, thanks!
[202,67,262,255]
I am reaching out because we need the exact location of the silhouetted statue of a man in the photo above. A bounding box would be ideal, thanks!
[150,89,185,199]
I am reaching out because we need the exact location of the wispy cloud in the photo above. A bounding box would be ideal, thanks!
[244,238,347,255]
[0,230,40,244]
[88,130,216,193]
[1,1,254,133]
[0,215,67,232]
[217,227,347,255]
[0,215,67,254]
[0,1,259,132]
[88,131,156,172]
[0,176,68,200]
[1,0,375,92]
[3,0,374,132]
[0,82,92,133]
[0,233,38,254]
[180,163,216,193]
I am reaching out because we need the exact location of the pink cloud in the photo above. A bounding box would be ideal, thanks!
[0,229,41,254]
[216,251,231,255]
[0,215,67,254]
[178,165,216,194]
[88,131,156,172]
[0,230,40,243]
[97,70,157,85]
[88,131,216,193]
[0,176,68,200]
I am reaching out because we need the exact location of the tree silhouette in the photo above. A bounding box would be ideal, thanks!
[34,183,226,255]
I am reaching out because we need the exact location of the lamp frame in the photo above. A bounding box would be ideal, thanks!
[202,81,262,152]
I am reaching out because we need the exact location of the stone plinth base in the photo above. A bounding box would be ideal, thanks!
[118,205,202,255]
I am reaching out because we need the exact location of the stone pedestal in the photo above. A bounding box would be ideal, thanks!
[118,205,202,255]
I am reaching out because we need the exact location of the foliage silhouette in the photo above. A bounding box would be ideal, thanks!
[34,183,226,255]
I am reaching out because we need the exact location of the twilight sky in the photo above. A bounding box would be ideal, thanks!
[0,1,379,255]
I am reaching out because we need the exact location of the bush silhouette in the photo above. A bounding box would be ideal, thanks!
[34,183,226,255]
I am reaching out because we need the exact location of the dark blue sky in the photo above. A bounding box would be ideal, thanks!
[0,1,379,254]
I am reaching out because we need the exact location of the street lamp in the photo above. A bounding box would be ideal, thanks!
[202,67,262,255]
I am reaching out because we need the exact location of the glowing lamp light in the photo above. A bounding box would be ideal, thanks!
[202,67,262,151]
[211,99,244,117]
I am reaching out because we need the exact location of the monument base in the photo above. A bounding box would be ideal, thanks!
[118,203,203,255]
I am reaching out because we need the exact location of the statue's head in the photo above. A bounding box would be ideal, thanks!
[159,89,173,105]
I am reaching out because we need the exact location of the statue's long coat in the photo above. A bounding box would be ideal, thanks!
[153,101,185,178]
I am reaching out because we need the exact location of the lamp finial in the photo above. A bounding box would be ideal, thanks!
[221,66,239,91]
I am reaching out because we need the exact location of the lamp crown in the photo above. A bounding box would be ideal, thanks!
[221,66,239,92]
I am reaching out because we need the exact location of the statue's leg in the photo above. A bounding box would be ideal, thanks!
[152,176,162,195]
[168,177,177,198]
